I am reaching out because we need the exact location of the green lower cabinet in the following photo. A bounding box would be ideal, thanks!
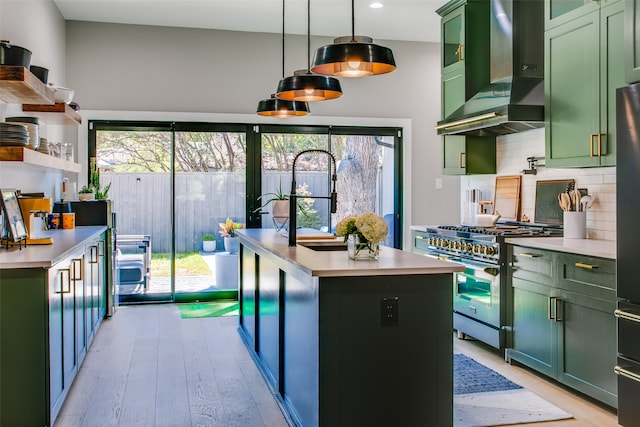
[556,289,617,407]
[508,278,557,378]
[507,245,617,408]
[0,234,106,426]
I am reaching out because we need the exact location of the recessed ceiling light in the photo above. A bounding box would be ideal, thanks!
[369,2,384,9]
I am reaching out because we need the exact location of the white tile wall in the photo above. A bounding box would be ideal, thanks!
[461,128,616,241]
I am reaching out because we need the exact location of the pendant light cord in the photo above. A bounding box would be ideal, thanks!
[307,0,311,72]
[351,0,355,42]
[282,0,285,79]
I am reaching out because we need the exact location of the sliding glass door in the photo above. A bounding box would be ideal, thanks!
[91,121,402,304]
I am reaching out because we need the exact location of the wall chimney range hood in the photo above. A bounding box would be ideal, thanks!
[436,0,544,137]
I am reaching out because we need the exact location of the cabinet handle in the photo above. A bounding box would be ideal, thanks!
[615,366,640,383]
[575,262,597,269]
[56,268,71,294]
[590,134,597,157]
[548,297,555,320]
[520,252,541,258]
[98,239,105,257]
[90,245,98,264]
[72,258,83,281]
[597,133,604,156]
[415,235,426,240]
[614,309,640,323]
[555,297,562,322]
[456,44,464,61]
[459,152,466,168]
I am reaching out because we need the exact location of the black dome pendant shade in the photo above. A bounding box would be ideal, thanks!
[256,0,310,117]
[275,0,342,102]
[257,95,310,117]
[311,35,396,77]
[276,69,342,101]
[310,0,396,78]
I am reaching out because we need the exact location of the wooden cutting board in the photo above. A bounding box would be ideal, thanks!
[493,175,521,221]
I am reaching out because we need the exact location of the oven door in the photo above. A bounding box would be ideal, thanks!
[450,257,501,328]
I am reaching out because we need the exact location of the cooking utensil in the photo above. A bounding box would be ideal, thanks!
[558,193,570,211]
[0,40,32,67]
[580,195,594,210]
[573,189,581,212]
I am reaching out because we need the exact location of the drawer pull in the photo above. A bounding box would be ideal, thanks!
[615,366,640,383]
[459,152,466,168]
[520,253,540,258]
[575,262,597,269]
[614,309,640,323]
[415,235,426,240]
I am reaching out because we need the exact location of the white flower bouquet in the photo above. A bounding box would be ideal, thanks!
[335,212,388,259]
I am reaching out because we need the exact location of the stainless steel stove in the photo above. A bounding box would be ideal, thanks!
[414,222,561,350]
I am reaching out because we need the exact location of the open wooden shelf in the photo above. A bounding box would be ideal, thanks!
[0,66,55,105]
[22,103,82,125]
[0,147,81,173]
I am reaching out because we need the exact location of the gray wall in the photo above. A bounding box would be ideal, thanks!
[65,20,460,228]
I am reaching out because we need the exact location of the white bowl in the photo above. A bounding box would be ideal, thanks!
[49,84,75,104]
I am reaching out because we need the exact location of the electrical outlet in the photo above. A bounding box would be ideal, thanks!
[381,297,399,326]
[435,178,443,189]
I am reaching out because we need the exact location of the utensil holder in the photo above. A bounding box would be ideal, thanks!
[563,211,586,239]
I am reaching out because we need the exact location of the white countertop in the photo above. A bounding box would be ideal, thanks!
[0,226,108,269]
[237,228,464,278]
[505,237,616,260]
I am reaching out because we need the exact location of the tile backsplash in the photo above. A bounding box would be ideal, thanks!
[461,128,616,241]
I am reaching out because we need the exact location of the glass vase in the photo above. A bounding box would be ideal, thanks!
[347,234,379,260]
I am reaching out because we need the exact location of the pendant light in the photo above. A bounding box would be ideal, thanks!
[257,0,310,117]
[275,0,342,102]
[310,0,396,77]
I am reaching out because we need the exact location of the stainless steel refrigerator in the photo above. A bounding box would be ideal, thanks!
[616,82,640,426]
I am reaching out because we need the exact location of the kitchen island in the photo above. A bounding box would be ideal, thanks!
[236,229,464,427]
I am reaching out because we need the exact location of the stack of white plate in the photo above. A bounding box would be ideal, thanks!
[37,137,49,154]
[5,117,40,150]
[0,123,29,147]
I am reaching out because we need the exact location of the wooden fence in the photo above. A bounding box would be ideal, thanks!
[105,171,330,253]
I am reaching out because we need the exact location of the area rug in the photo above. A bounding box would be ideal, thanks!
[177,301,239,318]
[454,354,573,427]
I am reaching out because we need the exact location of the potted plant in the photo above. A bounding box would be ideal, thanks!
[254,183,290,229]
[202,234,216,252]
[219,218,244,254]
[78,185,95,201]
[91,170,111,200]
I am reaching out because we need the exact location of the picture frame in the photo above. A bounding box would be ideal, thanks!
[1,189,28,242]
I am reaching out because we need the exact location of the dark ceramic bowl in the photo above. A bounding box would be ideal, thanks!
[29,65,48,84]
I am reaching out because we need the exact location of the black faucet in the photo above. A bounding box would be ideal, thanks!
[288,149,338,247]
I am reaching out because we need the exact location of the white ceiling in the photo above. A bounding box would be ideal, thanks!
[52,0,443,43]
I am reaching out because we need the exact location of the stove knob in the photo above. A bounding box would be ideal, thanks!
[428,237,434,245]
[485,246,496,256]
[442,240,450,248]
[474,244,483,254]
[454,242,461,250]
[481,246,489,255]
[464,243,472,252]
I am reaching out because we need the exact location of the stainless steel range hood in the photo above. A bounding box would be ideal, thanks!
[436,0,544,137]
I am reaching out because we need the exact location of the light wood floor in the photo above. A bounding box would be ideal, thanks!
[55,304,620,427]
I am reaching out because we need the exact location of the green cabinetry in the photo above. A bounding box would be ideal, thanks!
[545,0,624,167]
[438,0,496,175]
[506,245,617,407]
[0,230,107,426]
[625,0,640,83]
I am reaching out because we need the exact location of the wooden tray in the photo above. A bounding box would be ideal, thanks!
[493,175,521,221]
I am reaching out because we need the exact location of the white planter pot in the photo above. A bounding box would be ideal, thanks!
[272,200,289,226]
[78,193,94,201]
[224,236,239,254]
[202,240,216,252]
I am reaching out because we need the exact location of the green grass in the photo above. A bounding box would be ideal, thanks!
[151,252,212,277]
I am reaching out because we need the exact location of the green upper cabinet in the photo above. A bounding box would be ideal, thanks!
[545,0,624,168]
[545,0,602,29]
[442,6,465,74]
[438,0,495,175]
[625,0,640,83]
